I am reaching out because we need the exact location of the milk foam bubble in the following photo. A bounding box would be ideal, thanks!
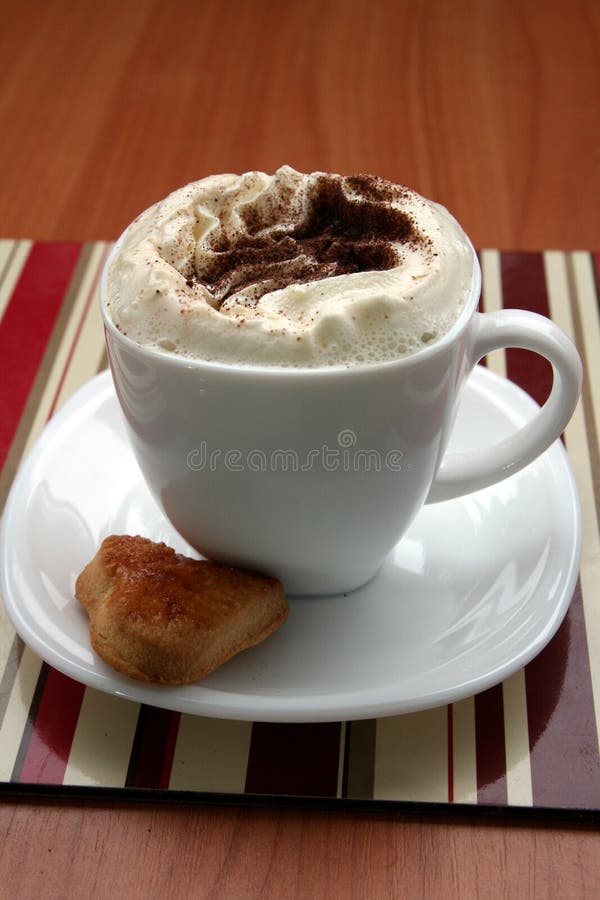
[106,166,474,367]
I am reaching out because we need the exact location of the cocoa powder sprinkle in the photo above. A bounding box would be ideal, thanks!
[186,173,425,306]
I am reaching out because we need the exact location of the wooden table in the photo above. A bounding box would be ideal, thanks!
[1,1,598,896]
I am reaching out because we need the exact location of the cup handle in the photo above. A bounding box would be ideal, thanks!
[426,309,582,503]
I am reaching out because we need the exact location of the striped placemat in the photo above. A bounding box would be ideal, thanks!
[0,241,599,814]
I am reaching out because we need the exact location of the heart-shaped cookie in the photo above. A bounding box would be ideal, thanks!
[75,535,288,684]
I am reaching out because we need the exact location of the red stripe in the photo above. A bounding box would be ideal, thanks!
[525,582,600,809]
[245,723,342,796]
[500,252,552,406]
[446,705,454,802]
[474,685,508,804]
[125,707,181,789]
[0,242,82,469]
[19,669,86,784]
[5,241,92,785]
[500,251,599,809]
[471,252,543,806]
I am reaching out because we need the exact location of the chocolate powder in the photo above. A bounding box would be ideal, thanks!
[188,173,424,305]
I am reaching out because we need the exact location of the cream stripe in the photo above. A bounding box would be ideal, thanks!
[480,249,507,377]
[0,604,16,683]
[21,242,108,455]
[0,240,15,287]
[451,697,477,803]
[572,252,600,441]
[544,251,600,747]
[39,242,135,784]
[169,715,252,793]
[51,243,109,414]
[373,708,448,802]
[0,240,31,322]
[491,251,578,809]
[502,670,533,806]
[63,689,139,787]
[0,647,43,780]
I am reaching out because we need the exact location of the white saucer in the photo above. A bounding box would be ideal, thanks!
[0,367,581,722]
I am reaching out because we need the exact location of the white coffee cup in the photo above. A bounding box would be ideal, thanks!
[101,241,581,595]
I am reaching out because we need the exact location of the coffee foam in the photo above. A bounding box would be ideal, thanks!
[106,166,474,367]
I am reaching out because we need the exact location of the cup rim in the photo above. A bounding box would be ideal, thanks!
[100,226,482,378]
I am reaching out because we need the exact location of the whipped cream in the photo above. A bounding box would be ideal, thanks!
[106,166,474,367]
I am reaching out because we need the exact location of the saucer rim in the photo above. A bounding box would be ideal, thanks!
[0,367,581,722]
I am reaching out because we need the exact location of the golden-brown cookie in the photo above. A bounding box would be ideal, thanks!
[75,535,288,684]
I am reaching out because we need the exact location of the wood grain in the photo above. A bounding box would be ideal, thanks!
[0,802,598,899]
[0,0,598,249]
[0,1,599,897]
